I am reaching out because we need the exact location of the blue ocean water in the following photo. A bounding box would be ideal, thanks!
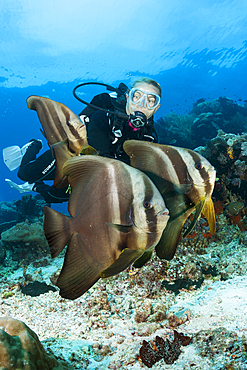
[1,0,247,205]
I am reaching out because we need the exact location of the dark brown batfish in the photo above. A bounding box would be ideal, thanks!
[27,95,97,187]
[123,140,216,262]
[43,155,169,299]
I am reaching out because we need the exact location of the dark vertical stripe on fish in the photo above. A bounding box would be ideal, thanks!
[189,150,212,195]
[143,175,156,237]
[167,146,190,185]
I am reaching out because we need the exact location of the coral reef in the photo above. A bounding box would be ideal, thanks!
[1,220,48,248]
[155,112,194,147]
[0,201,18,224]
[15,194,48,223]
[194,130,247,231]
[0,194,48,235]
[139,330,192,367]
[1,220,50,267]
[156,96,247,148]
[0,316,72,369]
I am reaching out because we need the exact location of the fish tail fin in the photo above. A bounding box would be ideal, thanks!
[43,206,72,258]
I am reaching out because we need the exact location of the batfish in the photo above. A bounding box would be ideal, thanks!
[43,155,169,299]
[27,95,97,188]
[123,140,216,262]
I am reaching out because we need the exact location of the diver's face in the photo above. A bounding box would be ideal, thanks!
[126,82,161,119]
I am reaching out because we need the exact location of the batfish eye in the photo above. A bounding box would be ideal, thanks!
[143,200,153,209]
[195,162,203,170]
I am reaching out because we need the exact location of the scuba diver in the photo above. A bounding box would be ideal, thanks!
[4,77,161,204]
[78,77,161,163]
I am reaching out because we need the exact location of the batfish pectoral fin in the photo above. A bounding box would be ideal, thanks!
[80,145,98,156]
[182,198,205,238]
[106,222,133,233]
[155,214,188,260]
[133,250,153,268]
[100,248,145,278]
[202,197,216,234]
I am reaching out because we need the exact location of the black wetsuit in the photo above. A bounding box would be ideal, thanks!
[17,140,70,204]
[87,110,158,163]
[18,105,158,203]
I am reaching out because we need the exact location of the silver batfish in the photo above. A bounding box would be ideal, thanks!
[43,155,169,299]
[27,95,97,188]
[123,140,216,261]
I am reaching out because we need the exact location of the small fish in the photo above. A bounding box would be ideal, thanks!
[123,140,216,261]
[169,139,177,145]
[43,155,169,299]
[27,96,97,188]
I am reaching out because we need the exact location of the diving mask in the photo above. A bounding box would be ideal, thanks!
[129,87,160,110]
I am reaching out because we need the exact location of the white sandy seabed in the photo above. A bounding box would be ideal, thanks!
[1,255,247,370]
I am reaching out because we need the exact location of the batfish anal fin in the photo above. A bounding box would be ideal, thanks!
[182,198,205,238]
[202,197,216,235]
[133,250,153,268]
[43,206,72,258]
[155,215,188,260]
[57,233,102,300]
[100,248,145,278]
[106,222,133,233]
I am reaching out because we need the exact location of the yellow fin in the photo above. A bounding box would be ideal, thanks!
[202,197,216,234]
[80,145,98,155]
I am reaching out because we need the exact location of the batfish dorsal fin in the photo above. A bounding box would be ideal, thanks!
[62,155,107,189]
[100,248,144,278]
[123,140,193,191]
[123,140,156,169]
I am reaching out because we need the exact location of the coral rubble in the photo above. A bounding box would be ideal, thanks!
[194,327,247,368]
